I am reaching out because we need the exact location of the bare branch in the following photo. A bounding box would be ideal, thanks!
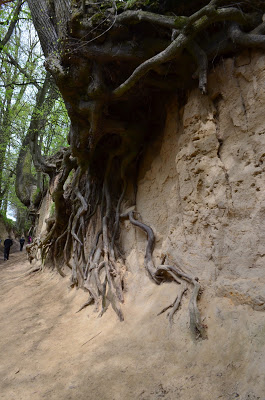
[0,0,23,49]
[4,51,41,89]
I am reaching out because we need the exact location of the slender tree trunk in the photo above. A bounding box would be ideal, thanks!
[15,73,57,206]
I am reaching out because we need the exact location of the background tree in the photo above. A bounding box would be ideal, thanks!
[0,1,69,233]
[0,0,40,215]
[23,0,265,337]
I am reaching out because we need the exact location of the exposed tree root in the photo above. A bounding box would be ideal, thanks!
[26,141,205,338]
[32,147,205,336]
[26,266,42,275]
[76,297,94,313]
[124,211,207,339]
[36,156,128,322]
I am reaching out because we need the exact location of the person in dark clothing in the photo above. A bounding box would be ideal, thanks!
[4,236,13,261]
[19,237,25,251]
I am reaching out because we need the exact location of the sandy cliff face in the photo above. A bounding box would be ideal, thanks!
[119,50,265,398]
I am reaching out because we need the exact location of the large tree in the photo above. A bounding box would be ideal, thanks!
[25,0,265,338]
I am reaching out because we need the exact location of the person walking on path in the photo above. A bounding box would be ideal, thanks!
[4,236,13,261]
[19,237,25,251]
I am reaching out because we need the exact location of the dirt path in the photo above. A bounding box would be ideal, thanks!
[1,252,265,400]
[0,253,181,400]
[0,252,94,400]
[1,252,169,400]
[0,253,193,400]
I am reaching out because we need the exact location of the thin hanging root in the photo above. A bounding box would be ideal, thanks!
[168,283,187,326]
[157,284,187,326]
[104,260,124,321]
[157,303,175,316]
[80,216,87,265]
[188,40,208,94]
[54,230,67,277]
[156,265,206,339]
[156,268,187,325]
[93,260,105,293]
[71,189,88,246]
[98,276,108,318]
[100,177,124,321]
[127,211,157,278]
[112,259,125,303]
[41,242,52,264]
[111,178,127,254]
[189,279,206,339]
[85,230,102,278]
[157,283,186,316]
[84,276,100,311]
[76,296,94,313]
[63,213,74,267]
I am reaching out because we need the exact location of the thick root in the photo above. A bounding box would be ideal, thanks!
[125,211,206,339]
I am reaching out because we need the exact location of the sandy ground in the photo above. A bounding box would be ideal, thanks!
[1,250,265,400]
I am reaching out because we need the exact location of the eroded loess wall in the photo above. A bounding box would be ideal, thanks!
[123,50,265,312]
[116,50,265,399]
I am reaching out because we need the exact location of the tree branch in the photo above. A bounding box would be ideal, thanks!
[0,81,43,88]
[4,51,41,89]
[29,74,59,176]
[0,0,23,50]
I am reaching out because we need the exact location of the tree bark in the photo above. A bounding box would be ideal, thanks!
[15,73,57,206]
[0,0,23,50]
[27,0,59,57]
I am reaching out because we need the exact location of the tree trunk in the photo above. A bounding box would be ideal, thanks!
[15,73,57,206]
